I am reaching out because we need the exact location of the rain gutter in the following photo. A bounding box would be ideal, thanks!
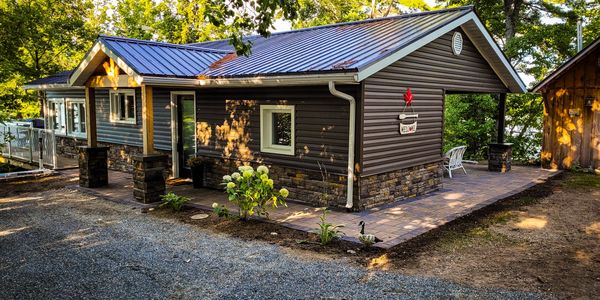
[328,81,356,209]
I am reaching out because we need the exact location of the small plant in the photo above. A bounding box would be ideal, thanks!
[316,209,344,245]
[222,165,288,220]
[159,192,189,212]
[187,156,209,168]
[211,202,230,218]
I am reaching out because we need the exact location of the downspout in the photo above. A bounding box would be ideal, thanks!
[328,81,355,209]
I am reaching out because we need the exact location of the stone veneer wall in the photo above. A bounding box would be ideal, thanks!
[202,157,354,208]
[357,161,443,210]
[55,136,87,159]
[98,142,172,176]
[201,157,443,211]
[55,136,171,176]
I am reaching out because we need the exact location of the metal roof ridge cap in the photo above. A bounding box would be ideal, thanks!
[187,6,474,47]
[99,35,231,54]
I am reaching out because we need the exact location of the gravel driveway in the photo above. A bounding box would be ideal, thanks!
[0,187,545,299]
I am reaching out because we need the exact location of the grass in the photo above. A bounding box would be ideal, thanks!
[433,211,517,252]
[563,172,600,190]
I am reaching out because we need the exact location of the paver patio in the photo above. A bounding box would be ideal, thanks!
[72,164,559,249]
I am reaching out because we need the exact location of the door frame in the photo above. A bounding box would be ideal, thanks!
[170,91,197,178]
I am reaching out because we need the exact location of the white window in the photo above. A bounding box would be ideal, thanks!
[47,99,66,134]
[67,99,86,137]
[260,105,295,155]
[110,89,136,124]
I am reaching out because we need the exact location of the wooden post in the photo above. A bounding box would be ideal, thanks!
[496,93,507,144]
[85,87,97,147]
[141,85,154,155]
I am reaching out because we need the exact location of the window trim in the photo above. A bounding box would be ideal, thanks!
[47,98,66,135]
[260,104,295,156]
[66,98,86,138]
[109,89,137,124]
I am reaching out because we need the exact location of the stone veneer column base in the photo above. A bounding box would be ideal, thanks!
[78,146,109,188]
[132,154,168,203]
[488,143,513,172]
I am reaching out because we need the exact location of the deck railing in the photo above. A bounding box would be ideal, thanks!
[0,123,57,169]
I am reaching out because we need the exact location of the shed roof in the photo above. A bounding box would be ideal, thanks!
[531,37,600,92]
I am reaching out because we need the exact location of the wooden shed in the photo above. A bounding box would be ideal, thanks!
[533,38,600,170]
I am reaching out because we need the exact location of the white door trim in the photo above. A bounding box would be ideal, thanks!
[170,91,197,178]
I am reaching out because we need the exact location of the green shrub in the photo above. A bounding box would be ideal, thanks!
[223,165,288,220]
[211,202,231,218]
[315,209,344,245]
[159,192,189,212]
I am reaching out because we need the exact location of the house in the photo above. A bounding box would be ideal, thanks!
[532,37,600,170]
[23,6,526,210]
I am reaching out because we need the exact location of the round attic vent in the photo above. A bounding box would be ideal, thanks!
[452,32,463,56]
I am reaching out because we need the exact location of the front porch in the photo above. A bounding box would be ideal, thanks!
[71,164,559,249]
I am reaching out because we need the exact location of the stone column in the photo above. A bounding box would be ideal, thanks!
[488,143,513,172]
[132,154,168,203]
[78,146,109,188]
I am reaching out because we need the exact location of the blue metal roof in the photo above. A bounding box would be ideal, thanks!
[188,6,473,78]
[99,35,229,78]
[24,70,73,86]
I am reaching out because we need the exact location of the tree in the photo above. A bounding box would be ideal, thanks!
[106,0,227,44]
[294,0,431,28]
[444,94,497,160]
[204,0,300,55]
[0,0,97,122]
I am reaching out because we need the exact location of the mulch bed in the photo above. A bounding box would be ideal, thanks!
[150,207,382,257]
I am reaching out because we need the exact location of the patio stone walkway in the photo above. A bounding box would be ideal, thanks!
[72,164,559,249]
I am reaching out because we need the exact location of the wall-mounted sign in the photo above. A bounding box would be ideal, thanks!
[399,88,418,135]
[568,108,581,117]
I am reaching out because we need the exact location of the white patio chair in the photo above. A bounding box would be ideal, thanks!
[443,146,468,178]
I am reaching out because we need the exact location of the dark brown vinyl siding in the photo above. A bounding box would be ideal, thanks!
[195,85,359,174]
[361,29,508,176]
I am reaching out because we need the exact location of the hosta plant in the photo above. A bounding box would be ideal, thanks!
[222,165,288,220]
[159,192,189,212]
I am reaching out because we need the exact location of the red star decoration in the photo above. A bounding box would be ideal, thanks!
[403,88,413,106]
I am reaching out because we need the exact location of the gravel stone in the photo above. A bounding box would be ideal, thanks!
[0,188,546,299]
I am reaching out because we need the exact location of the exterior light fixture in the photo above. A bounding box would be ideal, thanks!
[585,96,594,107]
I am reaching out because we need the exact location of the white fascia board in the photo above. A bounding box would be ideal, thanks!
[468,16,527,93]
[23,84,85,91]
[355,12,475,82]
[355,11,527,93]
[69,41,143,86]
[142,73,359,88]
